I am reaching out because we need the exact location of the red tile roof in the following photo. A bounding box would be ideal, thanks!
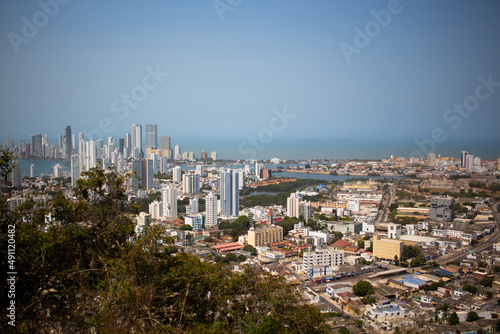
[331,239,351,248]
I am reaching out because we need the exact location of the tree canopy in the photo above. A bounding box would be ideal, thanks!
[353,280,374,297]
[0,163,330,333]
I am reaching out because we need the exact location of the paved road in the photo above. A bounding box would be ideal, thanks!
[376,184,395,224]
[436,201,500,265]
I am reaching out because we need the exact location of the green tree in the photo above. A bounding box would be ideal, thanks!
[466,311,479,322]
[180,224,193,230]
[353,280,374,297]
[462,284,477,294]
[225,252,237,262]
[237,254,247,262]
[480,276,494,287]
[204,236,215,243]
[448,311,460,325]
[243,244,258,256]
[338,326,351,334]
[0,149,15,184]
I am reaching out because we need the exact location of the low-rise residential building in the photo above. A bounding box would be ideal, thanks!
[365,303,406,319]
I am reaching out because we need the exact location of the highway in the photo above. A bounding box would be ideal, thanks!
[436,201,500,265]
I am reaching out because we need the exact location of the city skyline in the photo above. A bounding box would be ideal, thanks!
[1,1,500,155]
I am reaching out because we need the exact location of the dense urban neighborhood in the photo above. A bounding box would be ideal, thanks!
[2,136,500,333]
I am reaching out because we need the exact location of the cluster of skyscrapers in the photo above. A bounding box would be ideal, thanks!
[426,150,485,172]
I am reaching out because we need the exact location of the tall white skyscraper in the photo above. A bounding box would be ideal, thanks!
[162,184,178,218]
[211,151,218,161]
[287,191,312,220]
[88,140,97,169]
[172,166,182,183]
[205,192,218,228]
[287,191,303,218]
[71,154,80,187]
[30,164,35,178]
[132,124,142,158]
[220,169,239,217]
[174,145,182,160]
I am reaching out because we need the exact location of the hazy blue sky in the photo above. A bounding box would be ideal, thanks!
[1,1,500,157]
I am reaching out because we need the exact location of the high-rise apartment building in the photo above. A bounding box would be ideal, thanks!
[195,165,204,176]
[145,124,157,150]
[160,136,171,151]
[71,154,80,187]
[53,164,63,178]
[200,151,208,160]
[255,163,263,178]
[461,151,468,168]
[12,160,21,187]
[132,124,142,158]
[205,192,218,228]
[162,184,178,218]
[64,126,72,159]
[31,134,42,157]
[427,153,436,167]
[172,166,182,183]
[125,132,131,157]
[174,145,182,160]
[183,172,200,194]
[466,154,474,173]
[287,191,312,220]
[220,169,239,217]
[132,159,154,190]
[211,151,217,161]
